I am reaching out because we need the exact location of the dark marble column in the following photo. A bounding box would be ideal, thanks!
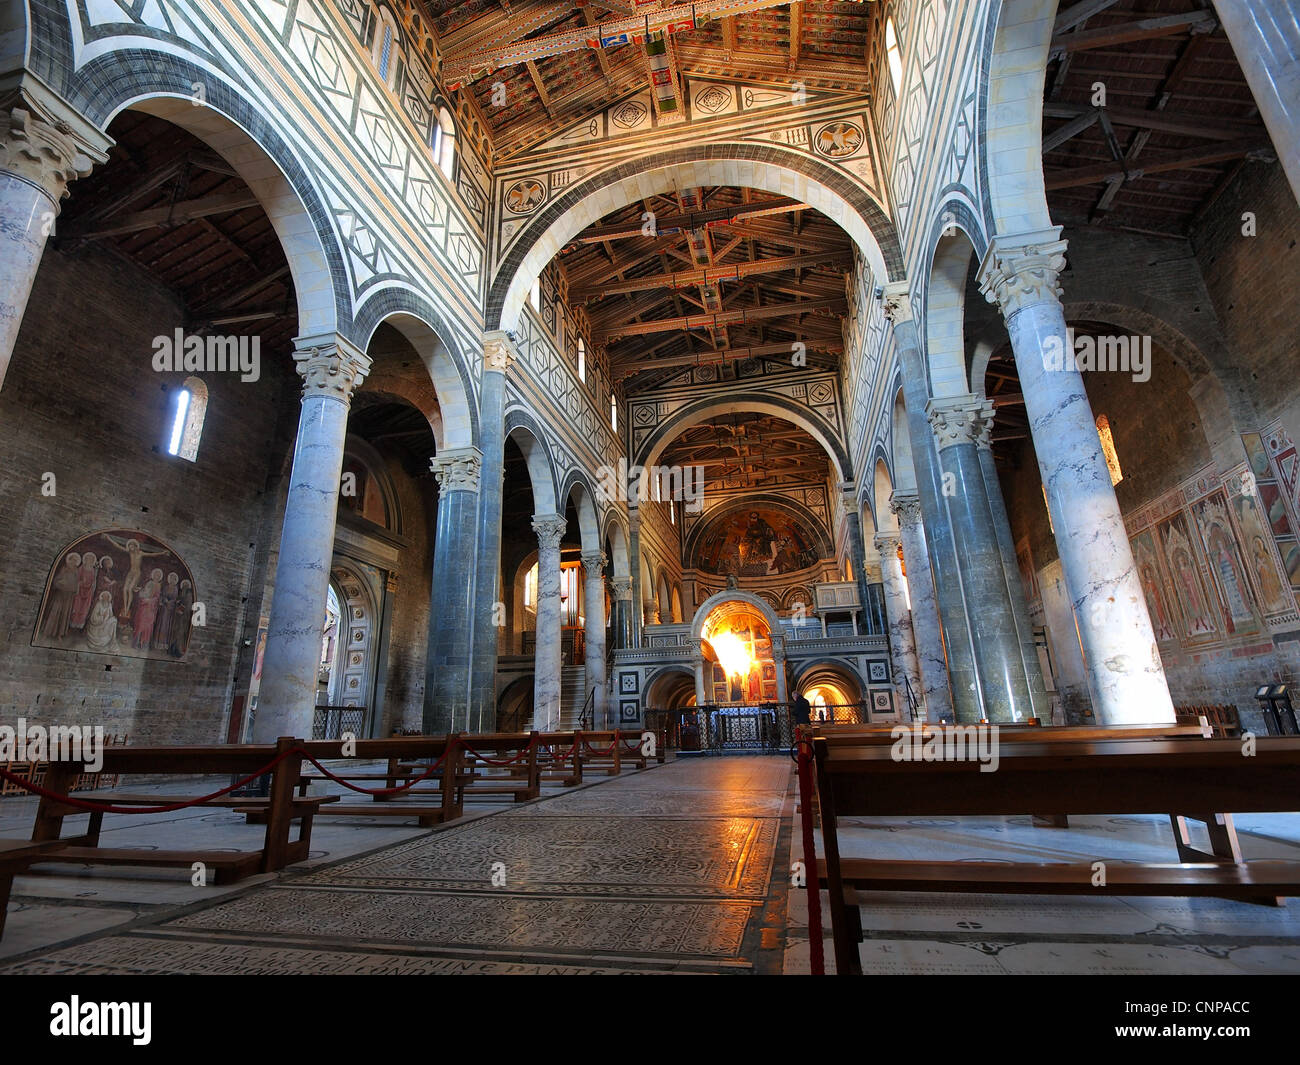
[582,550,608,727]
[840,485,874,634]
[423,447,483,734]
[610,577,633,650]
[628,505,644,647]
[467,333,514,732]
[890,491,954,722]
[927,395,1034,722]
[257,337,371,741]
[882,283,981,722]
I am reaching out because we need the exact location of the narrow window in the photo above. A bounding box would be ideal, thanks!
[434,107,455,178]
[167,376,207,462]
[610,391,618,431]
[1096,413,1123,485]
[885,17,903,95]
[577,337,586,382]
[530,278,541,312]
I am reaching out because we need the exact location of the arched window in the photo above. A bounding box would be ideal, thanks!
[577,337,586,382]
[610,391,618,431]
[372,8,401,89]
[166,376,207,462]
[885,17,904,95]
[524,562,538,610]
[530,277,541,313]
[431,106,456,178]
[1096,413,1123,485]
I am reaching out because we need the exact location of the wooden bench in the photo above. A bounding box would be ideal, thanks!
[1,839,68,940]
[27,738,316,884]
[811,735,1300,975]
[289,736,464,826]
[578,730,648,775]
[534,732,584,786]
[452,733,541,803]
[1176,703,1242,738]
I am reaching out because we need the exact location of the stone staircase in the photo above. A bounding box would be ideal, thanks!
[559,666,589,729]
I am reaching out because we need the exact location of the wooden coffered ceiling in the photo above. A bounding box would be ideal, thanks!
[1042,0,1272,237]
[563,185,853,393]
[657,412,832,495]
[421,0,876,158]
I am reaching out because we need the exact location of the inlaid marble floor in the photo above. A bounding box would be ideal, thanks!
[0,756,794,974]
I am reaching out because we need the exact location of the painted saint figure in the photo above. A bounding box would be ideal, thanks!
[153,572,180,650]
[169,579,195,657]
[40,554,82,639]
[70,552,98,630]
[131,569,163,650]
[105,535,169,619]
[84,592,119,651]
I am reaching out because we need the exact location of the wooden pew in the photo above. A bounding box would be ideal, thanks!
[578,730,648,775]
[27,738,317,883]
[534,732,584,786]
[452,733,541,803]
[286,736,464,826]
[811,735,1300,975]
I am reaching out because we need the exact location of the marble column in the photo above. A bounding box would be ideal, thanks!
[1211,0,1300,204]
[692,640,708,706]
[468,333,514,731]
[628,506,644,647]
[256,337,371,742]
[582,551,608,728]
[977,442,1051,720]
[875,530,924,720]
[891,492,954,723]
[531,513,566,731]
[883,284,981,721]
[610,577,633,650]
[0,91,109,389]
[979,230,1175,724]
[840,485,874,634]
[423,446,483,735]
[927,394,1035,723]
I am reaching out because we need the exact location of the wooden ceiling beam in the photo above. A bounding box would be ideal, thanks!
[1045,139,1271,190]
[598,296,845,340]
[571,249,851,300]
[67,190,261,240]
[1050,11,1217,57]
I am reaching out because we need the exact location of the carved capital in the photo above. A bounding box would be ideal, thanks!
[610,577,633,600]
[581,551,608,574]
[483,331,517,374]
[889,491,924,527]
[0,80,109,210]
[926,395,996,451]
[294,335,371,402]
[881,281,913,325]
[429,446,483,493]
[978,229,1070,319]
[532,513,567,550]
[873,532,902,557]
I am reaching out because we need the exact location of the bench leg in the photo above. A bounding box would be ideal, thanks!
[1170,813,1283,907]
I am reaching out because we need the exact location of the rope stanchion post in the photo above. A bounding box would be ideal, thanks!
[795,726,826,976]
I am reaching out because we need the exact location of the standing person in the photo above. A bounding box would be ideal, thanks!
[789,689,812,754]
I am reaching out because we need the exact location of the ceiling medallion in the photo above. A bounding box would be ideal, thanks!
[813,121,863,159]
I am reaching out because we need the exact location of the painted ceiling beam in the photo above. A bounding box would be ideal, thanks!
[597,296,845,340]
[571,249,852,300]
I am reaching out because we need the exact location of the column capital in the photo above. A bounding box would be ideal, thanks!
[890,490,924,526]
[977,228,1070,319]
[532,513,566,550]
[610,577,633,600]
[873,531,902,556]
[581,550,608,573]
[429,445,483,493]
[293,334,371,402]
[881,281,913,325]
[926,394,996,451]
[483,330,518,374]
[837,481,858,515]
[0,77,111,209]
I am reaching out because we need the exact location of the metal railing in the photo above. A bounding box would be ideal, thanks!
[644,702,870,755]
[312,705,366,740]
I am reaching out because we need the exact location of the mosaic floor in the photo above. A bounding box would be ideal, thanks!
[5,754,1300,975]
[0,756,794,975]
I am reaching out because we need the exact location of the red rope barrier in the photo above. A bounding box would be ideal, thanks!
[460,734,538,766]
[795,734,826,976]
[0,749,298,815]
[298,745,454,797]
[582,740,617,755]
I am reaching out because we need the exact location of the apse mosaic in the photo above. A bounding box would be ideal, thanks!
[33,530,197,661]
[695,509,821,578]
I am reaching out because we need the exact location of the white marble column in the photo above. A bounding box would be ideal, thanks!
[582,550,608,728]
[531,513,566,731]
[1211,0,1300,204]
[891,492,954,723]
[875,531,924,720]
[979,230,1175,725]
[0,90,109,388]
[256,336,372,741]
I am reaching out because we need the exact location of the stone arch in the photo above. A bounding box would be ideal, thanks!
[681,493,834,569]
[873,457,898,535]
[926,229,979,400]
[327,560,379,726]
[671,583,684,625]
[80,82,347,337]
[790,658,865,704]
[489,144,904,331]
[602,513,630,578]
[561,472,602,554]
[341,434,402,533]
[643,666,696,709]
[656,570,672,622]
[690,588,784,642]
[503,412,559,514]
[891,389,917,494]
[635,393,851,484]
[355,298,479,449]
[981,0,1057,235]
